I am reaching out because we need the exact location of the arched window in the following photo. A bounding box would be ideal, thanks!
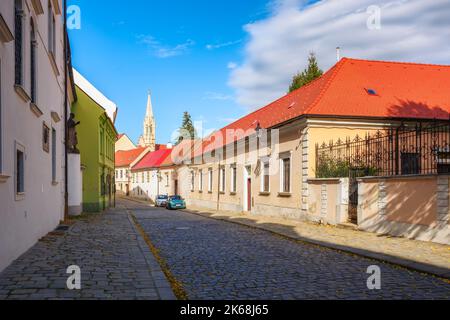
[30,19,37,103]
[14,0,24,86]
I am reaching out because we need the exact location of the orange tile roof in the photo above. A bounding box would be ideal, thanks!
[194,58,450,157]
[115,147,147,167]
[132,149,172,170]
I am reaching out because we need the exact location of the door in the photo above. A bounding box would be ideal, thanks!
[174,180,178,195]
[348,168,367,224]
[126,184,129,196]
[247,178,252,211]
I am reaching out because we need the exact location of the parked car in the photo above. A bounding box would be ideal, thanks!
[166,195,186,210]
[155,195,169,207]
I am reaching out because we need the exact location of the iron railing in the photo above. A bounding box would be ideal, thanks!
[315,121,450,178]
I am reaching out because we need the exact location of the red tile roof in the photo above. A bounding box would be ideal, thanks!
[155,144,167,151]
[194,58,450,157]
[115,147,147,167]
[132,149,172,171]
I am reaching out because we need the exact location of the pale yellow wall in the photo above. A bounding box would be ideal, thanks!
[308,125,386,177]
[308,180,340,222]
[384,177,437,226]
[115,135,136,152]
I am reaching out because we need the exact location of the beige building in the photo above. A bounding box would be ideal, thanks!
[116,133,136,152]
[173,58,450,244]
[0,0,75,271]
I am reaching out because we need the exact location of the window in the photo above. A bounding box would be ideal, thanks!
[280,156,291,193]
[190,171,195,191]
[48,1,56,55]
[14,0,24,86]
[147,171,150,183]
[15,143,25,196]
[42,123,50,152]
[141,172,144,183]
[51,128,56,181]
[30,20,37,103]
[208,168,213,192]
[199,169,203,191]
[219,167,225,193]
[120,169,123,179]
[261,161,270,193]
[230,165,237,193]
[165,173,169,187]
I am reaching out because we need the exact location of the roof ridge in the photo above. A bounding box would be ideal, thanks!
[344,57,450,68]
[303,58,347,115]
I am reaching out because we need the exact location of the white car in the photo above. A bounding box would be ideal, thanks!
[155,195,169,207]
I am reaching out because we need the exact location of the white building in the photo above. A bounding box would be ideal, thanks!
[0,0,74,271]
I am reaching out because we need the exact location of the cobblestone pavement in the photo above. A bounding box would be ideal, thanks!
[125,199,450,300]
[0,208,174,300]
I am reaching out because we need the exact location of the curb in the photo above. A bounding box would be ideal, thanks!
[126,213,177,300]
[182,209,450,281]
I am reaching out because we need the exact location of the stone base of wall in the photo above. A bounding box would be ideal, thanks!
[359,220,449,245]
[82,203,100,213]
[252,203,304,220]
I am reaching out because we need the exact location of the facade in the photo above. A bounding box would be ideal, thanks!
[0,0,75,271]
[129,148,172,201]
[71,69,118,212]
[116,133,136,152]
[115,146,149,196]
[173,58,450,243]
[138,91,156,151]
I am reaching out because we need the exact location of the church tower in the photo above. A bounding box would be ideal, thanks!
[138,91,156,151]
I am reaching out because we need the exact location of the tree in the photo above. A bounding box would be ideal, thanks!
[288,52,323,93]
[176,112,196,145]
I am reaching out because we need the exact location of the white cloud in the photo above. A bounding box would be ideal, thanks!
[206,40,242,50]
[227,62,238,69]
[229,0,450,110]
[138,35,195,58]
[203,91,234,101]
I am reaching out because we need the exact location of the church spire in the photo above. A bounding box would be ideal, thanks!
[146,90,153,118]
[139,90,156,151]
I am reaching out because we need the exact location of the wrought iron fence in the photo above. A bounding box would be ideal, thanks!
[315,121,450,178]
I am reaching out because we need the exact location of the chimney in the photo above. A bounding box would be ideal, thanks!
[336,47,341,62]
[166,143,173,149]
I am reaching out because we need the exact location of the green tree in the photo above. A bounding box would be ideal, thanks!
[176,111,196,145]
[289,52,323,93]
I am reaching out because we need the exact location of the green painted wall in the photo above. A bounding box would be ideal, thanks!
[72,86,117,212]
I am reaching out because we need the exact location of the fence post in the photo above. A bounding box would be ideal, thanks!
[395,126,400,175]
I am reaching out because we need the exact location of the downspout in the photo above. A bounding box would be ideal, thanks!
[63,0,68,220]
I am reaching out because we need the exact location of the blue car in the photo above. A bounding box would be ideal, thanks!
[166,195,186,210]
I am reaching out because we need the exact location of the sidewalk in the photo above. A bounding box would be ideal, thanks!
[0,207,175,300]
[182,205,450,280]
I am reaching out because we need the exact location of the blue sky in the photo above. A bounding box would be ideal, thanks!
[68,0,450,145]
[68,0,273,145]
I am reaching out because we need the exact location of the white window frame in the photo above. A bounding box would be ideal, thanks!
[219,166,225,193]
[190,171,195,191]
[48,1,56,55]
[230,164,237,193]
[279,152,292,193]
[260,158,270,193]
[15,141,25,200]
[199,169,203,191]
[208,168,213,192]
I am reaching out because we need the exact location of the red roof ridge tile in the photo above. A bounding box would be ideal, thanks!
[343,57,450,69]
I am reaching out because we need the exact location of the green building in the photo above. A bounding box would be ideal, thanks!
[72,69,118,212]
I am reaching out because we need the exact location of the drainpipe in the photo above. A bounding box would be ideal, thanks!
[63,0,68,220]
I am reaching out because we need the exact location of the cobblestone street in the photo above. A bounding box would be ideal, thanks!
[126,199,450,300]
[0,198,449,300]
[0,206,174,300]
